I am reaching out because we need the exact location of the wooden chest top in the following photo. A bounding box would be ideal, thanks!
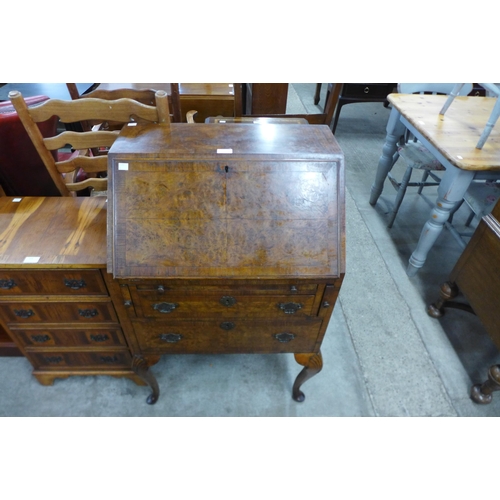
[107,123,345,280]
[0,197,107,268]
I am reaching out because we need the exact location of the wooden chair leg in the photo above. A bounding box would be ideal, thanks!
[314,83,322,105]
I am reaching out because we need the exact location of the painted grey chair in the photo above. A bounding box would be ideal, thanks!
[386,83,473,228]
[439,83,500,149]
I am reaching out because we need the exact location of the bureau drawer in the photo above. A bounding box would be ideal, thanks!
[0,270,108,296]
[132,293,317,319]
[133,318,322,354]
[132,283,318,295]
[10,326,126,348]
[0,301,118,324]
[26,349,132,370]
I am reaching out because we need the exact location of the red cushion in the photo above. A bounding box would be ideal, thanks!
[0,95,62,196]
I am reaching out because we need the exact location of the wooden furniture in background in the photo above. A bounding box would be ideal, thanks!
[107,122,345,404]
[244,83,289,114]
[0,196,145,386]
[67,83,183,124]
[238,83,341,125]
[370,93,500,275]
[9,89,170,196]
[315,83,396,133]
[89,83,236,123]
[428,199,500,404]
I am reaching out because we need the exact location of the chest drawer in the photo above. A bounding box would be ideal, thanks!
[131,292,317,319]
[133,318,322,354]
[26,349,132,370]
[10,326,126,349]
[0,301,118,324]
[0,270,108,296]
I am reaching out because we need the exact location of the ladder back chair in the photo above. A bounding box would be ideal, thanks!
[439,83,500,149]
[386,83,473,228]
[9,89,170,197]
[66,83,182,130]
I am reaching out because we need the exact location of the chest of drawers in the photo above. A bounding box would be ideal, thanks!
[108,122,345,404]
[0,197,144,388]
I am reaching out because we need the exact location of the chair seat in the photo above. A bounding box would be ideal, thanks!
[398,142,445,171]
[464,180,500,216]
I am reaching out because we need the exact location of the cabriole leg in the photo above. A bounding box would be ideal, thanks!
[292,351,323,402]
[132,355,160,405]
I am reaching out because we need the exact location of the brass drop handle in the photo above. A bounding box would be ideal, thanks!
[100,356,119,363]
[153,302,179,314]
[64,279,86,290]
[323,301,330,308]
[277,302,303,314]
[31,334,50,343]
[274,332,295,343]
[0,279,16,290]
[14,309,34,318]
[79,308,99,318]
[159,333,183,343]
[90,334,110,342]
[45,356,63,364]
[157,285,165,294]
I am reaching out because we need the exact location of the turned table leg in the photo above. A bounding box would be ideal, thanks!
[132,355,160,405]
[292,351,323,402]
[471,365,500,404]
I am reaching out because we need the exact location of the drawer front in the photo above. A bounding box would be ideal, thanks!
[0,270,108,296]
[10,327,126,348]
[133,318,322,354]
[0,301,118,324]
[131,283,318,295]
[133,293,317,319]
[342,83,394,99]
[26,349,132,370]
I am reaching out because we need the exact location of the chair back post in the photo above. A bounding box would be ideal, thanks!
[233,84,243,117]
[8,91,71,196]
[169,84,181,123]
[323,83,343,127]
[155,90,171,125]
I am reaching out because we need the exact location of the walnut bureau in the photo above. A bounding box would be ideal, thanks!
[108,122,345,404]
[0,196,144,388]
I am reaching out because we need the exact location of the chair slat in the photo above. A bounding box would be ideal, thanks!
[56,155,108,174]
[44,130,119,151]
[29,98,161,124]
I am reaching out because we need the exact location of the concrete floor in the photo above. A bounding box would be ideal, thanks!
[1,84,499,417]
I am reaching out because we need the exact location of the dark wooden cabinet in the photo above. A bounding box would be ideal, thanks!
[244,83,289,114]
[428,199,500,403]
[108,122,345,404]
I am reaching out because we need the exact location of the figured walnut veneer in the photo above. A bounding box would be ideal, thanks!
[107,122,345,404]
